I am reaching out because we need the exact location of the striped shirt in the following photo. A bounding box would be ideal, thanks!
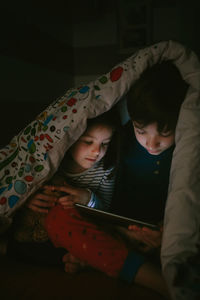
[60,159,115,211]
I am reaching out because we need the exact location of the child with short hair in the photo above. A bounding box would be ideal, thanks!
[112,60,189,227]
[109,61,189,258]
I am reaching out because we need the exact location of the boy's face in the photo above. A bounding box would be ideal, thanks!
[69,124,113,173]
[133,122,175,155]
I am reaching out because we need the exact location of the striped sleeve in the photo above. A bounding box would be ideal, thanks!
[61,160,115,211]
[85,162,115,211]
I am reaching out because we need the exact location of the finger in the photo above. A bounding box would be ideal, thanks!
[62,253,70,263]
[139,233,161,248]
[64,262,80,273]
[63,203,74,209]
[28,204,49,214]
[143,240,158,248]
[141,226,152,232]
[58,195,71,202]
[58,195,74,205]
[63,253,80,264]
[62,181,75,189]
[132,232,144,241]
[34,193,58,203]
[30,199,55,208]
[124,230,142,241]
[43,184,66,192]
[142,226,162,237]
[61,200,74,209]
[128,225,142,231]
[141,229,162,241]
[139,244,154,253]
[142,226,162,234]
[44,184,75,195]
[128,230,155,246]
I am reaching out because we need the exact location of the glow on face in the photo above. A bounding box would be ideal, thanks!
[133,121,175,155]
[69,124,113,173]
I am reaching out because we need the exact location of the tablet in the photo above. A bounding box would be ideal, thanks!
[75,203,160,230]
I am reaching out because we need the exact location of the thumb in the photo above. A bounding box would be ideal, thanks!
[54,184,76,196]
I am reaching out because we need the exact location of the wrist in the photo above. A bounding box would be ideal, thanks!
[87,190,96,207]
[85,188,92,205]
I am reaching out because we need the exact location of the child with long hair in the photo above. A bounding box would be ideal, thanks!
[9,109,120,263]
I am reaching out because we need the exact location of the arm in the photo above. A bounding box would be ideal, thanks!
[44,173,115,211]
[43,182,92,208]
[43,164,115,211]
[91,170,115,211]
[33,172,92,210]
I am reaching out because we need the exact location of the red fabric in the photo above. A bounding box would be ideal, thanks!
[45,205,128,277]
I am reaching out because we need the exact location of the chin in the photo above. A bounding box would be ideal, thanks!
[147,149,163,155]
[149,152,161,156]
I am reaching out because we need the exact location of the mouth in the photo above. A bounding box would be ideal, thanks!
[85,158,97,162]
[147,149,160,155]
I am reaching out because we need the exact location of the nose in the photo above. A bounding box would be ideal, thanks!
[146,136,160,150]
[91,144,100,156]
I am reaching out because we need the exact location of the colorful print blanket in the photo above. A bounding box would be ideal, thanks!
[1,40,200,299]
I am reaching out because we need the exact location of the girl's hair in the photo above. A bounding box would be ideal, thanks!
[86,107,121,170]
[126,61,189,132]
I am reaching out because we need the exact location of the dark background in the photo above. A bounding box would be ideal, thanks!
[0,0,199,146]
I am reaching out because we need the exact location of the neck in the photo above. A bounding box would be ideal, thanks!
[63,156,85,174]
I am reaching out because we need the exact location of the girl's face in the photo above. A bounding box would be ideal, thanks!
[133,121,175,155]
[69,124,113,173]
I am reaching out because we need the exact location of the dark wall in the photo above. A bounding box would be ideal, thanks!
[0,1,75,145]
[152,0,200,57]
[1,0,199,104]
[0,0,199,148]
[0,1,74,105]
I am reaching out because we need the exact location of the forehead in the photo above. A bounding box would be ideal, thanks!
[133,121,172,132]
[133,121,157,129]
[84,123,113,136]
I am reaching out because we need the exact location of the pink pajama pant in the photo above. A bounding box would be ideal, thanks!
[44,205,145,281]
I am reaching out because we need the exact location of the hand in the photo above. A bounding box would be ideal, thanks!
[26,188,58,214]
[43,182,91,209]
[129,224,163,248]
[117,224,163,253]
[62,253,87,273]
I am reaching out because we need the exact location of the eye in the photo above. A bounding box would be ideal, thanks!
[136,129,145,135]
[102,142,110,147]
[82,140,93,145]
[159,131,173,137]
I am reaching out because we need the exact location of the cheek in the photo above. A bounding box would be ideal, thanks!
[162,136,175,148]
[135,133,145,145]
[71,144,86,160]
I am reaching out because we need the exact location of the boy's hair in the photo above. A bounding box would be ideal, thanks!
[87,107,121,170]
[126,61,189,132]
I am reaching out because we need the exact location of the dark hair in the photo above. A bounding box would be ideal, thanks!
[87,107,121,170]
[126,61,189,132]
